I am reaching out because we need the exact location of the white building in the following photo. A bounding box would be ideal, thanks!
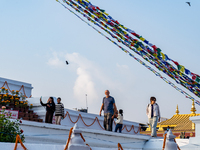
[0,77,33,98]
[0,77,200,150]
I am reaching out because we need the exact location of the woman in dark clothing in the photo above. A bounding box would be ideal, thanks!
[40,97,55,124]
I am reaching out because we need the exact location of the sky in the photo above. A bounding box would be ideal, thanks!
[0,0,200,123]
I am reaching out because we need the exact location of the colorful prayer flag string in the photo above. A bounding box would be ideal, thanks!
[61,0,200,98]
[70,0,200,84]
[55,0,200,105]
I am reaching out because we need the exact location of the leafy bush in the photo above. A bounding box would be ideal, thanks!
[0,109,25,142]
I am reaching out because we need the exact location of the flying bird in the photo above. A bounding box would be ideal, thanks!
[66,61,69,65]
[186,2,191,6]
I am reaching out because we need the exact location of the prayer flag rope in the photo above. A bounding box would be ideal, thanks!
[60,0,200,98]
[55,0,200,105]
[69,0,200,85]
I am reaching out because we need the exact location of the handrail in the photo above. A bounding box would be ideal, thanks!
[64,127,92,150]
[118,143,123,150]
[162,133,167,150]
[80,133,92,150]
[64,111,140,133]
[64,127,73,150]
[174,139,181,150]
[14,134,27,150]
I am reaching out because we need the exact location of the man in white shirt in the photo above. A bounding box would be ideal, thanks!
[146,96,161,137]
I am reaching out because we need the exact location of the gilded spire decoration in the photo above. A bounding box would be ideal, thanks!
[191,101,196,115]
[175,104,179,115]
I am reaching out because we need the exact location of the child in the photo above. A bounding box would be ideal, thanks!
[114,109,123,133]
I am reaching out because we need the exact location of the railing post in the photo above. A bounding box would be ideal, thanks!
[68,123,90,150]
[165,129,177,150]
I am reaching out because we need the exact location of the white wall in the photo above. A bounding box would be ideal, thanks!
[27,97,141,135]
[0,142,145,150]
[19,120,149,149]
[0,77,33,98]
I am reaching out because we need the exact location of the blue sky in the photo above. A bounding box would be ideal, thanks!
[0,0,200,123]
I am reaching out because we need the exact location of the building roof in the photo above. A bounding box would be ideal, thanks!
[157,101,200,131]
[157,114,200,130]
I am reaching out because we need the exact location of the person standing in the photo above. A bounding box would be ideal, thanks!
[55,97,64,125]
[99,90,117,131]
[163,126,170,137]
[146,96,161,137]
[114,109,123,133]
[40,97,55,124]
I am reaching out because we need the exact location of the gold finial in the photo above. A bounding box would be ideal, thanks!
[176,104,179,115]
[191,101,196,115]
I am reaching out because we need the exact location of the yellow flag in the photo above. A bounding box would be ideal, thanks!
[180,65,185,73]
[104,12,109,16]
[140,37,145,41]
[153,53,157,58]
[161,52,165,60]
[131,42,135,46]
[137,47,143,51]
[123,31,127,35]
[181,80,187,84]
[119,25,123,28]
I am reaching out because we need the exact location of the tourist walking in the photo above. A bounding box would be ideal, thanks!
[99,90,117,131]
[55,97,64,125]
[40,97,55,124]
[146,96,161,137]
[114,109,123,133]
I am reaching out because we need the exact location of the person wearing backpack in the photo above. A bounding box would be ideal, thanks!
[146,96,161,137]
